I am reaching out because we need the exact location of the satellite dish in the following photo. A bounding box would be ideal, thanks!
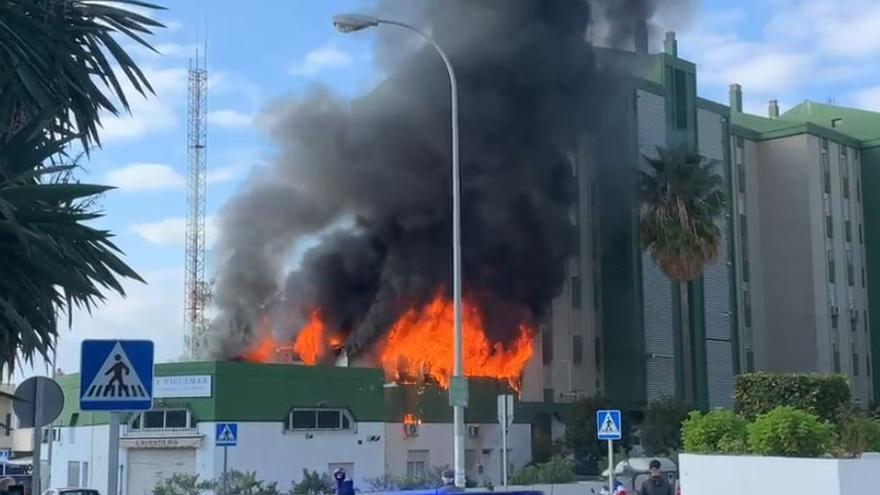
[13,376,64,428]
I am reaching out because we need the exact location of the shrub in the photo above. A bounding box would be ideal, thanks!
[564,396,610,462]
[641,396,690,456]
[838,413,880,458]
[509,455,574,485]
[290,469,334,494]
[748,406,835,457]
[153,474,212,495]
[365,466,446,491]
[735,373,850,422]
[681,410,748,454]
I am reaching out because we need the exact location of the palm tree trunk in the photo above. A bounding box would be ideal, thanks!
[680,282,694,405]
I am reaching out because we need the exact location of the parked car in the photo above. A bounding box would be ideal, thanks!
[42,488,100,495]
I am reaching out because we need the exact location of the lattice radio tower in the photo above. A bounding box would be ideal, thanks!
[184,48,208,359]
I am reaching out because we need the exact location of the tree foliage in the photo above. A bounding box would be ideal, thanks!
[0,0,165,148]
[638,146,726,281]
[0,0,161,371]
[681,410,749,454]
[735,373,851,422]
[509,455,574,485]
[641,396,690,456]
[748,406,835,458]
[564,395,610,460]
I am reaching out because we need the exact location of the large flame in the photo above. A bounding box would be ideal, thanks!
[380,295,534,389]
[245,294,535,389]
[244,310,329,365]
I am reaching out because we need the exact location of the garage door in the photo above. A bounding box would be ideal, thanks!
[127,449,196,495]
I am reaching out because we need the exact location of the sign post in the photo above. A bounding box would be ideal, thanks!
[597,410,622,495]
[80,340,154,495]
[14,376,64,495]
[216,423,238,495]
[496,394,514,488]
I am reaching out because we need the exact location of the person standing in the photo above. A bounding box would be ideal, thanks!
[437,469,463,493]
[333,468,354,495]
[638,460,672,495]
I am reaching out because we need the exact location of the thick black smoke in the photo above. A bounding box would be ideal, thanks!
[206,0,668,359]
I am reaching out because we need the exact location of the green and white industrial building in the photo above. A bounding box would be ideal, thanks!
[44,31,880,495]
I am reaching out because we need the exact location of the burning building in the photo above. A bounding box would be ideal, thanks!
[204,0,741,412]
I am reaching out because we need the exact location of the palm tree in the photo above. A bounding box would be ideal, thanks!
[639,147,726,280]
[0,0,164,371]
[638,146,726,404]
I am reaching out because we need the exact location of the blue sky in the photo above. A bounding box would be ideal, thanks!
[24,0,880,377]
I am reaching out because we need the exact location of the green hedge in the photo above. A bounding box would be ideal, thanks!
[735,373,850,422]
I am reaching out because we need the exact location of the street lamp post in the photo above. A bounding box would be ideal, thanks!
[332,14,466,488]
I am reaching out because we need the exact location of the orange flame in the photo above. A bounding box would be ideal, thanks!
[246,310,329,365]
[380,295,534,390]
[403,413,421,425]
[293,310,326,365]
[244,295,535,390]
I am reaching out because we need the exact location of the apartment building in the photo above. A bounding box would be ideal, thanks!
[728,95,880,404]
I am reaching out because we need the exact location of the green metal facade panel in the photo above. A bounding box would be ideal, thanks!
[49,362,565,426]
[862,148,880,398]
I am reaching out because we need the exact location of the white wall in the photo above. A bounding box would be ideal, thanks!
[48,424,111,493]
[384,423,530,487]
[206,421,385,490]
[681,453,880,495]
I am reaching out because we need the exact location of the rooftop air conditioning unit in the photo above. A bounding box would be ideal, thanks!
[467,425,480,438]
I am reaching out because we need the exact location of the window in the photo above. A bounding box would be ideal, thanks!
[594,337,602,367]
[287,409,352,431]
[857,179,861,202]
[746,349,755,372]
[4,413,9,436]
[869,355,872,377]
[832,309,839,329]
[130,409,192,430]
[833,344,841,373]
[543,388,554,403]
[740,214,750,281]
[82,462,89,488]
[736,136,744,149]
[572,335,583,365]
[853,344,860,376]
[860,224,864,244]
[674,69,688,129]
[737,162,746,193]
[826,215,833,238]
[542,331,553,365]
[743,289,752,327]
[828,249,836,283]
[406,450,429,477]
[847,250,854,286]
[67,461,81,488]
[822,152,831,194]
[865,311,870,333]
[846,220,852,242]
[571,276,581,309]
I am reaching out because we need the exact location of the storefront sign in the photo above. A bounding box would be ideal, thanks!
[121,437,202,449]
[153,375,212,398]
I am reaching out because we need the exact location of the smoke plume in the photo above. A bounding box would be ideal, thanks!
[206,0,668,359]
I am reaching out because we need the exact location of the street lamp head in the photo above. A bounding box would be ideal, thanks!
[332,14,380,33]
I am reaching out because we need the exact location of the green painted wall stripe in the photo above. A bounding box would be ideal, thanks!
[862,148,880,398]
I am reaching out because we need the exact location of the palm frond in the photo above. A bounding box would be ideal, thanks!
[638,146,727,281]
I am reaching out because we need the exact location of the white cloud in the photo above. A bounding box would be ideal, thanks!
[853,86,880,111]
[289,45,352,76]
[207,166,239,184]
[208,109,254,129]
[129,216,219,248]
[104,163,185,191]
[16,267,187,378]
[99,67,187,141]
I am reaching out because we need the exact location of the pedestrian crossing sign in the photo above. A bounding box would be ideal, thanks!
[80,340,154,411]
[596,409,622,441]
[216,423,238,446]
